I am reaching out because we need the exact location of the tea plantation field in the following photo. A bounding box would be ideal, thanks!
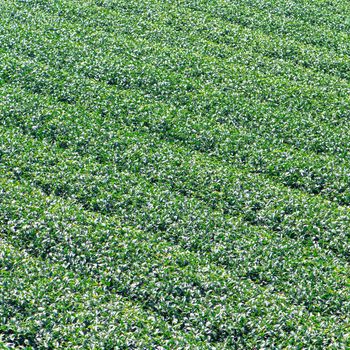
[1,0,350,348]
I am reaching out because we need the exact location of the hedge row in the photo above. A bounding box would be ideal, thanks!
[1,176,349,348]
[0,241,208,349]
[2,121,350,317]
[2,56,350,205]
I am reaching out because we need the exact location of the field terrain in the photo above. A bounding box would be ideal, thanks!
[0,0,350,348]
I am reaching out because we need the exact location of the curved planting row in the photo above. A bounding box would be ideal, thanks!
[2,48,350,205]
[0,241,209,349]
[1,109,350,318]
[1,175,349,348]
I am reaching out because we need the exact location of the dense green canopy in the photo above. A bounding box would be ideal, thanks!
[1,0,350,348]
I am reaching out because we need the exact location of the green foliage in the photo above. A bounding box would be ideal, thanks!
[0,0,350,348]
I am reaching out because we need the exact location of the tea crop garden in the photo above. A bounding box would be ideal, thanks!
[1,0,350,348]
